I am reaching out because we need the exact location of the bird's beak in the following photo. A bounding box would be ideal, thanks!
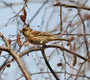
[20,29,23,33]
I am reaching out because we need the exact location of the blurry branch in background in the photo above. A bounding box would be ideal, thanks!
[1,44,90,80]
[75,61,86,80]
[0,0,49,8]
[41,48,60,80]
[18,45,90,62]
[77,9,89,56]
[2,44,90,74]
[1,40,90,80]
[1,0,48,27]
[28,0,48,23]
[0,0,90,80]
[17,70,90,80]
[0,33,31,80]
[3,44,90,79]
[60,3,62,33]
[54,2,90,10]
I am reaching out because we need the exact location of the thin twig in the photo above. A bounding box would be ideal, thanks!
[77,9,89,55]
[41,47,60,80]
[54,3,90,10]
[18,45,90,62]
[60,2,62,33]
[0,33,31,80]
[75,61,86,80]
[28,0,48,24]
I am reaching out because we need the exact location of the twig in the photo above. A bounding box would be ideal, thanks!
[2,44,90,79]
[0,33,31,80]
[77,9,89,56]
[17,71,90,80]
[54,2,90,10]
[28,0,48,24]
[19,45,90,62]
[41,47,60,80]
[60,2,62,33]
[75,61,86,80]
[0,33,10,47]
[59,33,90,36]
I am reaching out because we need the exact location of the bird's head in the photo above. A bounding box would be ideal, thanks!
[20,26,32,36]
[20,26,29,32]
[20,26,32,32]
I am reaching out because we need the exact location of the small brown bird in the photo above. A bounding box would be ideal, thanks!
[20,26,70,45]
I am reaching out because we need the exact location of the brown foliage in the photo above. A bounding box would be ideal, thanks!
[17,34,21,47]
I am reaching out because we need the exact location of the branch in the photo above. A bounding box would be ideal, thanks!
[60,4,62,33]
[54,33,90,36]
[54,2,90,10]
[44,45,90,62]
[41,48,60,80]
[2,44,90,79]
[0,33,10,47]
[9,49,31,80]
[0,46,9,51]
[0,33,31,80]
[77,9,89,55]
[19,45,90,62]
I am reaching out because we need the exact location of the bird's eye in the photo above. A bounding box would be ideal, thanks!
[23,28,27,31]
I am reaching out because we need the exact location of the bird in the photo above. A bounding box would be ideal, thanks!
[20,26,70,45]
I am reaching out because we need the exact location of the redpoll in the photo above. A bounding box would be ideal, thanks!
[20,26,70,45]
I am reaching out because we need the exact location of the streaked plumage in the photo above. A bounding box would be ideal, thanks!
[20,26,69,45]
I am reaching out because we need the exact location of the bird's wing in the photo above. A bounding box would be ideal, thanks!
[31,30,54,36]
[37,32,54,36]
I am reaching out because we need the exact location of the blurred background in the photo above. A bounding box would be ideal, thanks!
[0,0,90,80]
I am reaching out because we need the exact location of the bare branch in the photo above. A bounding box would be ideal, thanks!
[19,45,90,62]
[0,46,9,51]
[0,33,31,80]
[54,2,90,10]
[41,48,60,80]
[77,9,89,55]
[0,33,10,47]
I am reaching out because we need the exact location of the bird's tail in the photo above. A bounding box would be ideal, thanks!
[48,37,70,41]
